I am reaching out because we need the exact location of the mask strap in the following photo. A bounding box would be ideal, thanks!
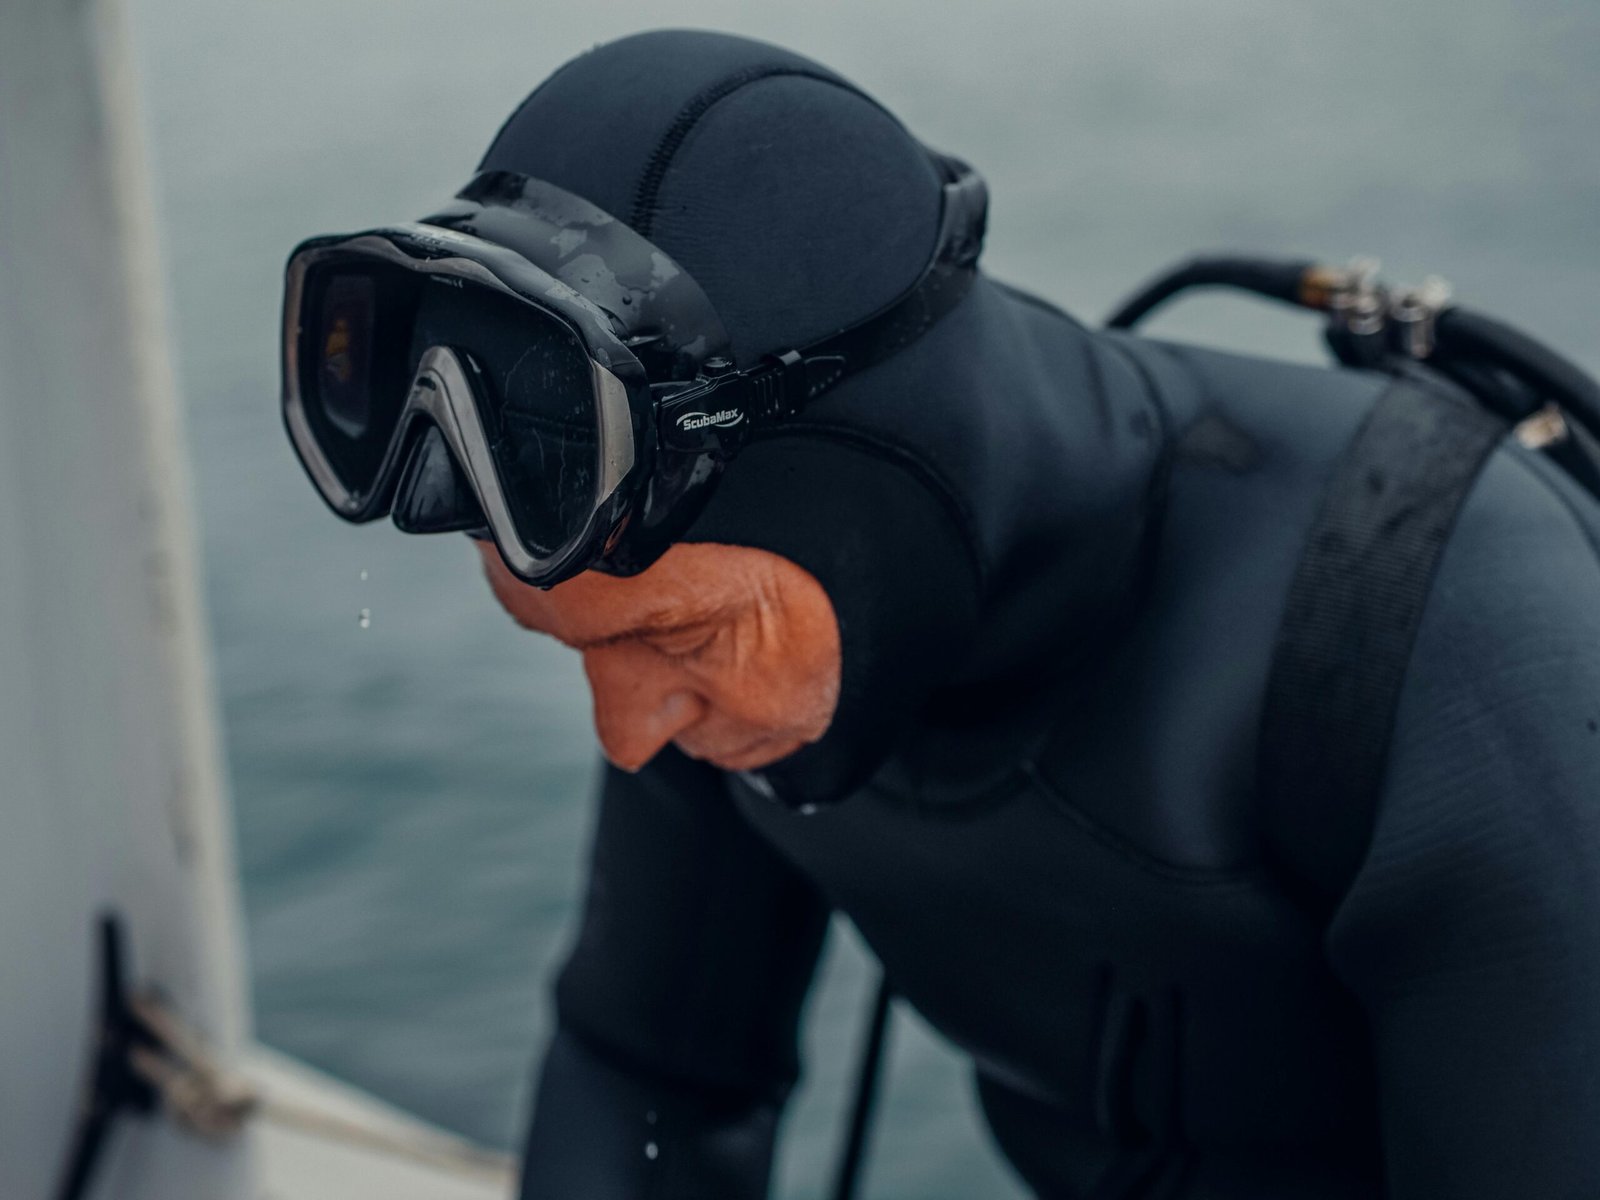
[658,153,989,454]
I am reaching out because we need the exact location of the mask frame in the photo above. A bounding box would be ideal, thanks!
[281,155,988,586]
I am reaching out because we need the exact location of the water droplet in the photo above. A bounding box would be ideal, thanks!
[359,568,369,582]
[644,1141,659,1160]
[737,770,777,802]
[645,1110,658,1125]
[357,608,371,629]
[798,803,819,817]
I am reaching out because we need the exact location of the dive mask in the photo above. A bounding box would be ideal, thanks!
[281,156,987,586]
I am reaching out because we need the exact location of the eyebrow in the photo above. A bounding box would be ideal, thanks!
[567,608,732,652]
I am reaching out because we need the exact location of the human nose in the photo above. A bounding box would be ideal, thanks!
[582,647,704,772]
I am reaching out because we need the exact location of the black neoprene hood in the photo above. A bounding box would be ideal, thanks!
[482,31,1161,804]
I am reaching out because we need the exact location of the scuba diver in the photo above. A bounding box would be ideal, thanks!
[279,29,1600,1200]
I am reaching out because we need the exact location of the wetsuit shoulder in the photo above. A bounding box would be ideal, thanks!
[1327,441,1600,1197]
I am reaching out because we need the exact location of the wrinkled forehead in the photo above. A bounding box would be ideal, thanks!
[478,538,767,645]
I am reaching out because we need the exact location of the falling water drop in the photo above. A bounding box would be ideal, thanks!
[644,1142,659,1161]
[359,568,369,582]
[358,608,371,629]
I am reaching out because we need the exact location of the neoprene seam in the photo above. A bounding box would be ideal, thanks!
[1111,339,1200,450]
[1022,763,1267,888]
[862,766,1032,817]
[990,277,1084,327]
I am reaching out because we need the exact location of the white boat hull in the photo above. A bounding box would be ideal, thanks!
[0,3,510,1196]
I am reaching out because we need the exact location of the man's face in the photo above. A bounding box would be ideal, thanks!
[476,540,841,774]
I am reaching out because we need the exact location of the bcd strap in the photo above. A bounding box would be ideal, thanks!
[1259,375,1508,918]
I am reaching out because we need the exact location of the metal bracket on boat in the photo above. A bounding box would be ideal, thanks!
[53,914,258,1200]
[123,991,258,1140]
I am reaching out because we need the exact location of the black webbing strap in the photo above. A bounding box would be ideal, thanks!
[1259,375,1508,917]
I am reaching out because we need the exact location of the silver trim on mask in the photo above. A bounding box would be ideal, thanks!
[281,227,637,583]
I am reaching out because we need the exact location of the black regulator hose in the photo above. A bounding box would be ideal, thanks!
[1108,257,1600,439]
[1435,306,1600,444]
[1424,356,1543,425]
[1106,254,1600,501]
[1105,256,1318,330]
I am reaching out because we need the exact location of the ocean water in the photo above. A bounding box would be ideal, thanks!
[125,3,1598,1195]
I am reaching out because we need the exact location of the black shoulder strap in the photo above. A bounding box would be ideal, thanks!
[1259,374,1507,917]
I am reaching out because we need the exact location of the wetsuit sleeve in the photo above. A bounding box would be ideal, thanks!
[519,748,831,1199]
[1326,452,1600,1198]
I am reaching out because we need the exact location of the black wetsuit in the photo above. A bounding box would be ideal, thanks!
[488,32,1600,1199]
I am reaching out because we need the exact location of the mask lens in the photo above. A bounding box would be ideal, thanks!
[299,259,423,496]
[317,274,376,437]
[410,278,602,560]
